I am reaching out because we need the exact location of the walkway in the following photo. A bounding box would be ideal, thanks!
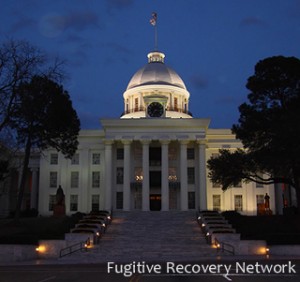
[59,211,217,263]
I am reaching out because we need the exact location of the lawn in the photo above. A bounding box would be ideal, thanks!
[223,211,300,245]
[0,215,80,244]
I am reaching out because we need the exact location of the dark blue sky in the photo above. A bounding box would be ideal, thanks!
[1,0,300,129]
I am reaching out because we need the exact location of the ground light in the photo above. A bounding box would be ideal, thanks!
[35,245,46,253]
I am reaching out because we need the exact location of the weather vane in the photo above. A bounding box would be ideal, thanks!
[150,12,158,50]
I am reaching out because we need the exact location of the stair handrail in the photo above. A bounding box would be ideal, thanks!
[214,238,235,255]
[59,238,90,258]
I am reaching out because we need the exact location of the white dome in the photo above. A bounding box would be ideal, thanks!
[126,51,187,90]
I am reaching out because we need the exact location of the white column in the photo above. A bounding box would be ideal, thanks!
[104,141,113,210]
[30,168,39,209]
[180,141,188,211]
[198,141,207,211]
[142,140,150,211]
[123,140,132,211]
[161,140,170,211]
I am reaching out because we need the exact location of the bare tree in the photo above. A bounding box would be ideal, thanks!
[0,39,64,132]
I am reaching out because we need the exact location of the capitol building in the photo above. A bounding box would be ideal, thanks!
[34,49,278,216]
[0,49,280,217]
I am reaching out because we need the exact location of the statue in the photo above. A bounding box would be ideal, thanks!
[264,193,270,210]
[53,185,66,216]
[56,185,65,205]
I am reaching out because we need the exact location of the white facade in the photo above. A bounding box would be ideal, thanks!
[37,51,276,215]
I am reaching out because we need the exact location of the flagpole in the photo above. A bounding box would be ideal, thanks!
[150,12,158,50]
[154,24,158,50]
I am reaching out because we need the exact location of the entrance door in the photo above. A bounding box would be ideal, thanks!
[150,194,161,211]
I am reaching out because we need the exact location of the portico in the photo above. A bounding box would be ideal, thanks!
[101,118,210,211]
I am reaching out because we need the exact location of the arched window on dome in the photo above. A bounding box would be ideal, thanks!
[174,97,178,111]
[126,99,129,114]
[134,98,138,112]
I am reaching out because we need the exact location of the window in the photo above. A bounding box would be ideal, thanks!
[92,171,100,188]
[149,147,161,166]
[50,153,58,165]
[174,97,178,110]
[187,148,195,160]
[71,171,79,188]
[134,97,139,111]
[71,153,79,165]
[70,195,78,211]
[188,192,195,209]
[168,147,177,161]
[187,167,195,184]
[213,195,221,211]
[117,148,124,160]
[116,192,123,209]
[49,195,56,211]
[117,167,124,184]
[91,195,100,211]
[50,172,58,188]
[92,153,101,165]
[234,195,243,212]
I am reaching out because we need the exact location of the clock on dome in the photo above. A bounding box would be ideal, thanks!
[147,102,164,117]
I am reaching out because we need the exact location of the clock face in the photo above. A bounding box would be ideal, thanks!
[147,102,164,117]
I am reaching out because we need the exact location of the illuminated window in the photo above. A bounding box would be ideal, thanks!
[92,171,100,188]
[234,195,243,212]
[92,153,101,165]
[50,172,57,188]
[48,195,56,211]
[91,195,100,211]
[71,154,79,165]
[70,195,78,211]
[213,195,221,211]
[71,171,79,188]
[50,153,58,165]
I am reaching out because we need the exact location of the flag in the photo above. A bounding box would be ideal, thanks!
[150,12,157,26]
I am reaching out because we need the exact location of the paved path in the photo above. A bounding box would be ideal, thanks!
[59,211,218,263]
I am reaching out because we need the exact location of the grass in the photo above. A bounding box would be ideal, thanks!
[222,211,300,245]
[0,215,80,244]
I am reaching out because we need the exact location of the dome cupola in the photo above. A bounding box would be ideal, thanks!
[121,51,192,119]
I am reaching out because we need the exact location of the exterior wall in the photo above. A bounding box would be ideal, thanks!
[206,129,276,215]
[39,130,105,215]
[38,125,277,216]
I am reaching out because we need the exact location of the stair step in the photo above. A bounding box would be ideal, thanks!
[60,211,218,262]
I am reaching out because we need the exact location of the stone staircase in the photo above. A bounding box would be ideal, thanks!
[59,211,218,263]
